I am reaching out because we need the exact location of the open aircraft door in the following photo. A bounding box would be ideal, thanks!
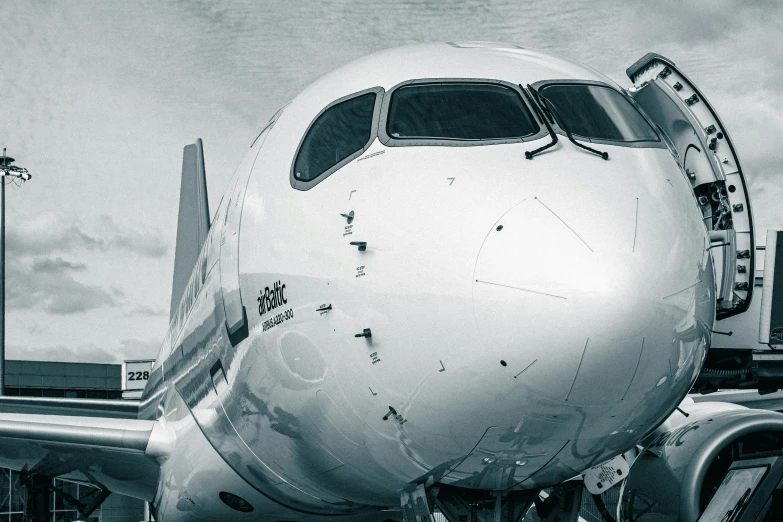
[626,53,755,319]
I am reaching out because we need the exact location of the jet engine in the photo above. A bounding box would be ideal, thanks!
[618,402,783,522]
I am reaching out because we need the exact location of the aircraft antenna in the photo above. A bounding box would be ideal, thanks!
[676,406,690,418]
[0,148,32,395]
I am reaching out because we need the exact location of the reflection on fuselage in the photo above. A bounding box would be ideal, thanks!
[140,44,715,518]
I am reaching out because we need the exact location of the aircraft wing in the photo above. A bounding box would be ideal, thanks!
[0,411,168,500]
[0,396,139,418]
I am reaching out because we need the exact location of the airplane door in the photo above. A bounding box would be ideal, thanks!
[626,53,755,319]
[220,123,274,346]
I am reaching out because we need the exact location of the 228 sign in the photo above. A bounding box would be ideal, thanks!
[127,370,150,381]
[123,360,154,391]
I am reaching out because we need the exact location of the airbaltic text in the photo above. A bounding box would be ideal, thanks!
[258,281,287,316]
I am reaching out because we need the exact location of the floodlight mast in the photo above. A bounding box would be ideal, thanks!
[0,149,32,396]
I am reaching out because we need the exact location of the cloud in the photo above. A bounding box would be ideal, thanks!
[6,213,168,258]
[7,259,117,315]
[8,337,160,364]
[6,214,102,256]
[97,216,168,258]
[749,171,783,240]
[117,338,161,360]
[44,286,116,315]
[616,0,782,46]
[32,256,87,273]
[126,305,168,317]
[711,91,783,241]
[1,214,166,316]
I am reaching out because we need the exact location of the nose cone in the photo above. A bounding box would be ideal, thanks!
[472,188,713,406]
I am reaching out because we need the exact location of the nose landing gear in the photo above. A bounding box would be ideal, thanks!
[401,483,539,522]
[531,482,584,522]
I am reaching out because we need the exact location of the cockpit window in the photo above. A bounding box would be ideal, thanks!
[537,83,659,143]
[294,92,377,182]
[386,83,539,141]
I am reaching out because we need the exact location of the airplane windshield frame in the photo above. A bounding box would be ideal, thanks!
[291,86,385,190]
[533,79,664,148]
[378,79,547,147]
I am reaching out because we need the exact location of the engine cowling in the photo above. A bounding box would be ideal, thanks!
[618,402,783,522]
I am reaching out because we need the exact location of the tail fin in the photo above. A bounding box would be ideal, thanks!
[170,139,210,320]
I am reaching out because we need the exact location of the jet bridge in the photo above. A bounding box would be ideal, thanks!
[694,231,783,392]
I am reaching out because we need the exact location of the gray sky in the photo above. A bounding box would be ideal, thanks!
[1,0,781,363]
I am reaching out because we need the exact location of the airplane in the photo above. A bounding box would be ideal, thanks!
[0,42,781,522]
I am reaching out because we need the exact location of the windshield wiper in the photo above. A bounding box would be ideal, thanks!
[522,85,558,159]
[531,86,609,160]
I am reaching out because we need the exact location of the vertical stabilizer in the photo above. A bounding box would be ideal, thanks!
[170,139,210,320]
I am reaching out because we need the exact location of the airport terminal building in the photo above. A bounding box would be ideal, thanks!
[0,360,145,522]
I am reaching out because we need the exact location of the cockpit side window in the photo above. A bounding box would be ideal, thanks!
[386,83,539,141]
[536,82,661,145]
[292,88,382,189]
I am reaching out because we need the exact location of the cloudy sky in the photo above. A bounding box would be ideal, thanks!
[0,0,781,363]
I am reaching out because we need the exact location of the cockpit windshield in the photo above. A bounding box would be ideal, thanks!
[387,83,539,141]
[537,83,660,144]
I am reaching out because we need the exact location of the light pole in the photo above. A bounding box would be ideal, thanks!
[0,149,31,395]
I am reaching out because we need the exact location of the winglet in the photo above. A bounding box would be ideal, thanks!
[170,139,210,320]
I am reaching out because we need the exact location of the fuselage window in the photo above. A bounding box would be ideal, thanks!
[294,92,377,182]
[537,83,660,143]
[386,83,539,140]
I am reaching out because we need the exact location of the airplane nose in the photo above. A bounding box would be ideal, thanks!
[472,190,713,406]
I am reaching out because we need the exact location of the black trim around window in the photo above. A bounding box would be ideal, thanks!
[290,87,384,191]
[378,78,547,147]
[289,78,665,192]
[531,79,665,149]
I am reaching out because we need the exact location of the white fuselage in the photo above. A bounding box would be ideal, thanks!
[141,43,716,521]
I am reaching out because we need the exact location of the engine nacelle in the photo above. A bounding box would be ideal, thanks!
[618,402,783,522]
